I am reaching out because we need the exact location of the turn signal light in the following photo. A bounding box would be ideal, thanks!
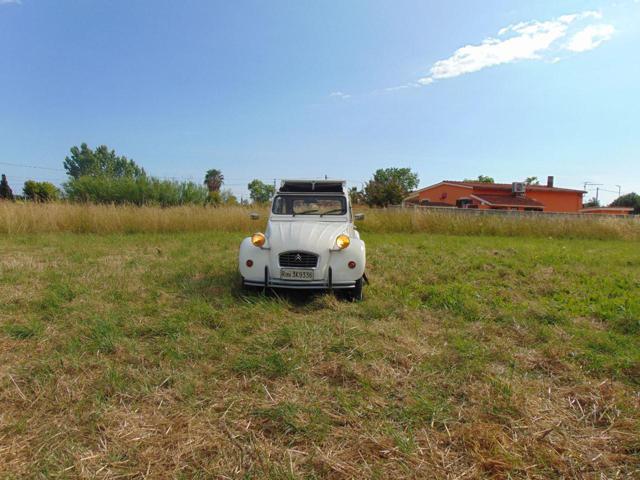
[246,259,254,267]
[251,232,266,247]
[348,261,356,269]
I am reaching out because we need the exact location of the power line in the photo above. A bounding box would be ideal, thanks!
[0,161,65,172]
[597,187,623,194]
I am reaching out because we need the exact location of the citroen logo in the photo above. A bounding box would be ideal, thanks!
[294,254,303,262]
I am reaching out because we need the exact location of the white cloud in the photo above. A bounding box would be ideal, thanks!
[0,0,22,5]
[414,10,614,86]
[329,91,351,99]
[566,24,615,52]
[383,82,421,92]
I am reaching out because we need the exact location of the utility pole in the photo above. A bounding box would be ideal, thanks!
[596,187,600,202]
[616,185,622,197]
[583,182,603,197]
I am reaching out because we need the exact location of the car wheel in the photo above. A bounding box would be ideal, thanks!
[240,277,255,293]
[344,277,364,302]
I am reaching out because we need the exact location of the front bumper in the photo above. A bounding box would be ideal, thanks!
[243,266,356,290]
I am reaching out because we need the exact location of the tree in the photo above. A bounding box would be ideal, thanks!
[206,189,238,206]
[0,174,14,200]
[247,179,275,204]
[610,192,640,214]
[363,168,419,207]
[204,169,224,193]
[23,180,60,202]
[524,176,540,185]
[63,143,146,180]
[220,189,238,205]
[583,197,600,208]
[464,175,495,183]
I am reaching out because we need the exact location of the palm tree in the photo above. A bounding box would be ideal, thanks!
[204,169,224,193]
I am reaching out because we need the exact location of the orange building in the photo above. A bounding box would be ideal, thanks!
[405,177,586,213]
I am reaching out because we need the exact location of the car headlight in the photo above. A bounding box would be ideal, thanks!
[336,234,350,250]
[251,232,266,247]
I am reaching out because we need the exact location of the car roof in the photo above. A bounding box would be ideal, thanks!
[279,180,346,193]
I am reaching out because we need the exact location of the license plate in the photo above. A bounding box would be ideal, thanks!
[280,269,314,281]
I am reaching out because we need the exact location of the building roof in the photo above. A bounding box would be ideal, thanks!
[470,194,544,209]
[420,201,456,207]
[580,207,634,213]
[408,180,586,196]
[442,180,586,193]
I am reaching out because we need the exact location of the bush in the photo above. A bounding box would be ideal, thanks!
[64,176,209,206]
[610,193,640,214]
[23,180,60,202]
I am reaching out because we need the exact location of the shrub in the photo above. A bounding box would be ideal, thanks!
[610,193,640,214]
[64,176,209,206]
[23,180,60,202]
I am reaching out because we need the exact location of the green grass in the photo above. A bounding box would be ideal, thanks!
[1,231,639,478]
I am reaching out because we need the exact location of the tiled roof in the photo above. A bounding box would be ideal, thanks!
[471,194,544,208]
[580,207,634,213]
[443,180,585,193]
[420,200,455,207]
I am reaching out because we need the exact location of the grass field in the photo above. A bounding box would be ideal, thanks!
[2,202,640,240]
[1,231,639,478]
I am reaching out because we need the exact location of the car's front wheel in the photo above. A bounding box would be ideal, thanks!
[240,277,261,295]
[343,277,364,302]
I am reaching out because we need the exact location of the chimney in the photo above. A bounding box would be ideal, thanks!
[547,176,554,188]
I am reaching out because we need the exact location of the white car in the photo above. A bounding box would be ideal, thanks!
[239,180,366,300]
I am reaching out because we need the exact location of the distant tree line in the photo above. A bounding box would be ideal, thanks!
[1,146,638,212]
[0,143,282,206]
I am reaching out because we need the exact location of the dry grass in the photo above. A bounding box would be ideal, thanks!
[362,208,640,240]
[0,202,264,235]
[1,232,639,478]
[1,201,639,240]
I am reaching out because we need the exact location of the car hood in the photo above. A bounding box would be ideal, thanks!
[266,220,347,253]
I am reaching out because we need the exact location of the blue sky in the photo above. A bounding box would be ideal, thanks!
[1,0,639,203]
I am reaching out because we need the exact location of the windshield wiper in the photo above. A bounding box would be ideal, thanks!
[296,209,320,215]
[320,209,344,217]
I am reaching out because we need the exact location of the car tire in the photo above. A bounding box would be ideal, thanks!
[344,277,364,302]
[240,277,255,293]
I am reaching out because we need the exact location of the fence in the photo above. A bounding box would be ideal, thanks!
[391,204,638,220]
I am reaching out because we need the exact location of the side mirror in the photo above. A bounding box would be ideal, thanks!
[354,213,365,221]
[250,212,260,220]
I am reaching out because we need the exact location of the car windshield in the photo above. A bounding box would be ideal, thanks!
[272,195,347,216]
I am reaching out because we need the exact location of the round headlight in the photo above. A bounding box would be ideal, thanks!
[251,232,266,247]
[336,234,350,250]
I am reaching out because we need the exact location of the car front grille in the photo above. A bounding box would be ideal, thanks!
[279,251,319,268]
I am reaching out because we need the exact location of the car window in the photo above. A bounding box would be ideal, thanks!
[272,195,346,215]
